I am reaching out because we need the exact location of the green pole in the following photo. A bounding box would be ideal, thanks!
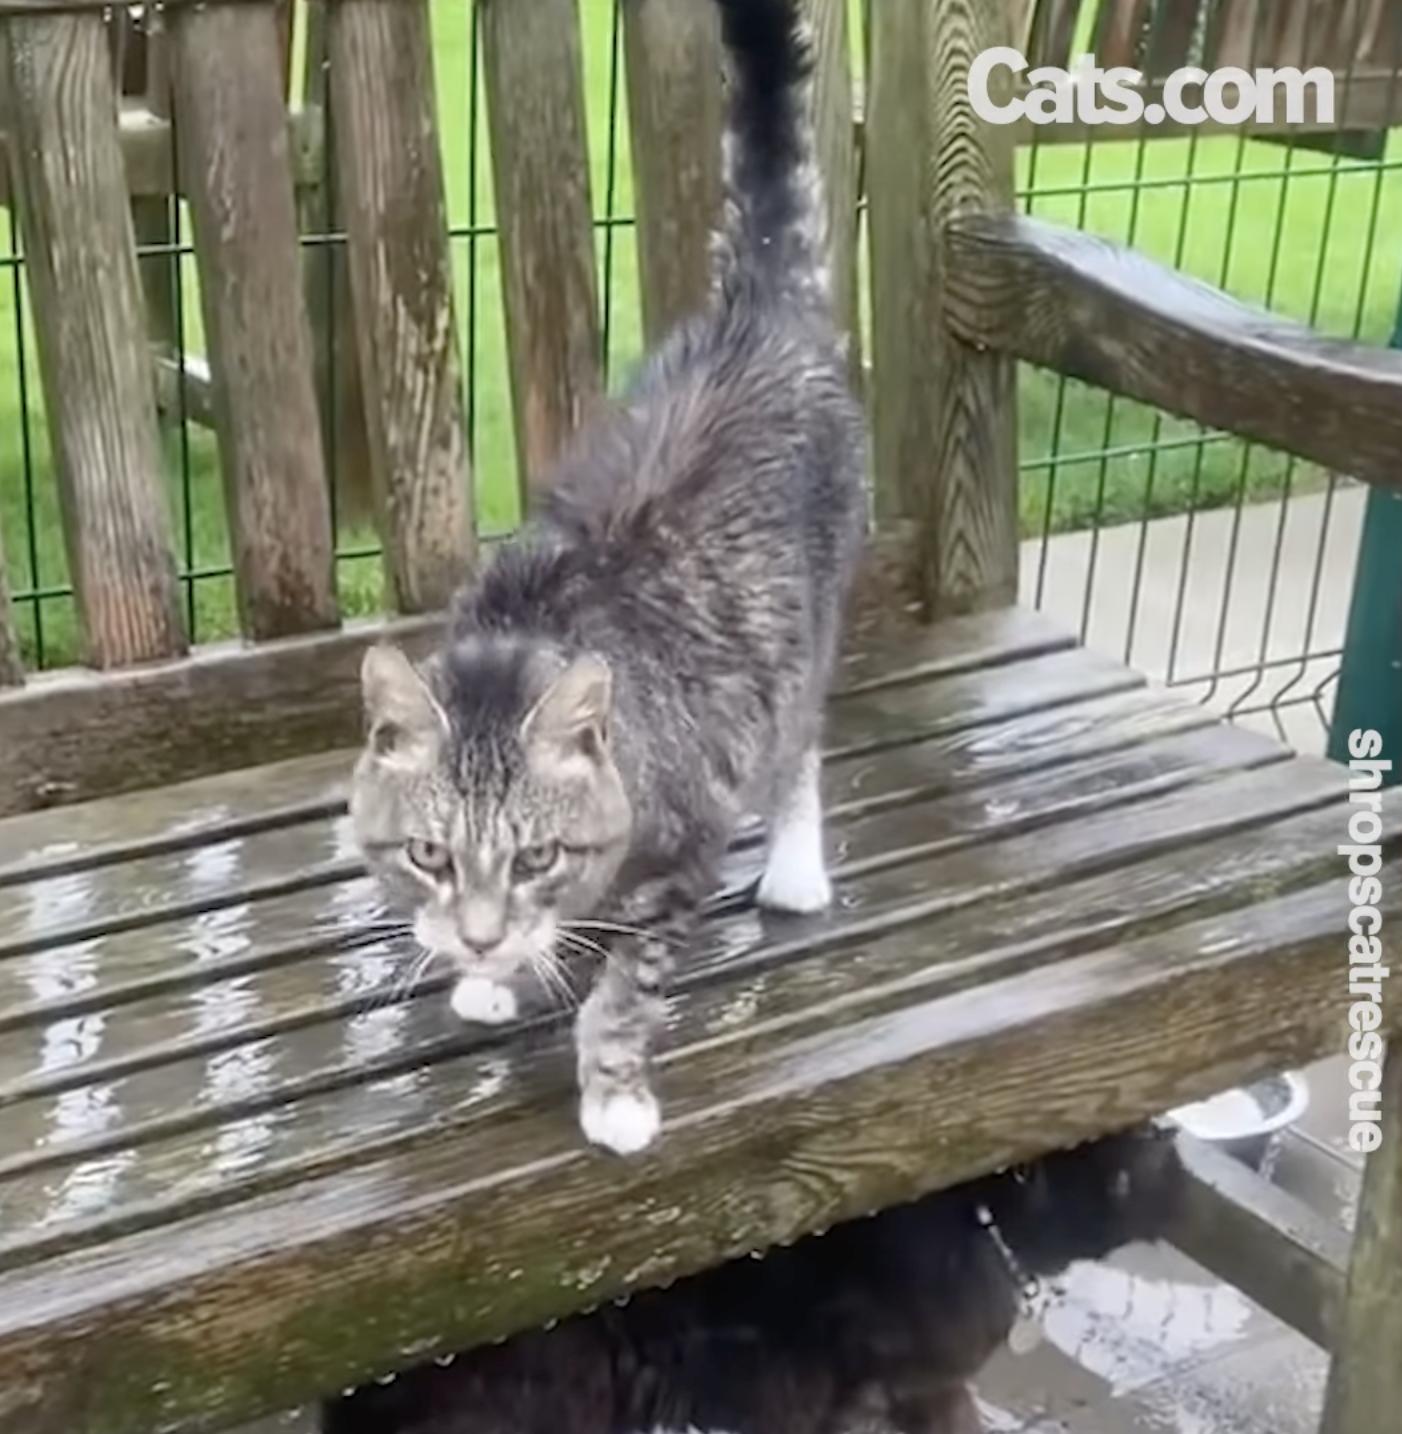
[1327,291,1402,780]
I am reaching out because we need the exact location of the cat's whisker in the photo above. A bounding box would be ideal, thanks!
[563,918,685,950]
[555,928,609,962]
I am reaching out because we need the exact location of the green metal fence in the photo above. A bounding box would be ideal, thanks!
[0,0,1398,754]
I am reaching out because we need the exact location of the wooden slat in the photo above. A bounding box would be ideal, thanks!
[0,615,443,818]
[0,534,22,687]
[946,214,1402,491]
[0,605,1072,881]
[0,865,1387,1434]
[128,20,177,352]
[170,0,338,640]
[0,723,1296,1143]
[0,10,186,668]
[621,0,723,345]
[327,0,474,612]
[801,0,862,386]
[1172,1131,1349,1350]
[1143,0,1199,75]
[0,746,1343,1222]
[1093,0,1151,67]
[299,0,375,530]
[1322,1044,1402,1433]
[867,0,1018,612]
[1026,0,1082,66]
[480,0,601,497]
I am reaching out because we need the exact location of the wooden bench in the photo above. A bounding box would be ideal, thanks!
[0,2,1399,1432]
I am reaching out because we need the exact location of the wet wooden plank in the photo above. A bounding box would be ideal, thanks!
[0,614,442,819]
[0,9,186,668]
[867,0,1018,611]
[327,0,475,612]
[0,722,1286,1128]
[170,0,338,639]
[621,0,723,344]
[945,213,1402,493]
[0,676,1215,1072]
[0,749,1344,1240]
[480,0,601,496]
[1322,1044,1402,1434]
[0,642,1141,955]
[0,869,1390,1434]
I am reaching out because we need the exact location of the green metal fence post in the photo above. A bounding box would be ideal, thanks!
[1327,289,1402,780]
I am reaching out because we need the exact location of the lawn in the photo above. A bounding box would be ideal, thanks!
[1,0,1400,665]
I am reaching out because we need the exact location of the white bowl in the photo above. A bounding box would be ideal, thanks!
[1169,1071,1310,1168]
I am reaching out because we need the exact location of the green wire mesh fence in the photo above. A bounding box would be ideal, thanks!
[0,0,1399,753]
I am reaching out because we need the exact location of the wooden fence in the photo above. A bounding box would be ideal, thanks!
[0,0,1398,810]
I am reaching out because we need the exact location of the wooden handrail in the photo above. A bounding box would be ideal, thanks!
[945,213,1402,489]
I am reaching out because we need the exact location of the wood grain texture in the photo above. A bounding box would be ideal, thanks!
[867,0,1018,612]
[622,0,723,345]
[481,0,601,497]
[327,0,474,612]
[0,11,186,668]
[946,213,1402,491]
[1026,0,1081,66]
[0,615,443,816]
[0,866,1386,1434]
[0,529,22,687]
[170,0,338,640]
[801,0,862,387]
[1173,1131,1349,1350]
[299,0,376,531]
[1322,1043,1402,1434]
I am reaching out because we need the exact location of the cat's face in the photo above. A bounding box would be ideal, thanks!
[350,644,632,990]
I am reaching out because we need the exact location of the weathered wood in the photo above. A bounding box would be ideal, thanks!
[622,0,723,345]
[801,0,862,386]
[0,864,1385,1433]
[1026,0,1081,66]
[327,0,474,612]
[1322,1044,1402,1434]
[0,717,1283,1117]
[946,213,1402,491]
[300,0,375,529]
[1093,0,1151,67]
[170,0,338,640]
[128,19,178,351]
[1171,1132,1349,1350]
[0,10,186,668]
[867,0,1018,613]
[481,0,601,497]
[0,615,443,817]
[0,533,22,687]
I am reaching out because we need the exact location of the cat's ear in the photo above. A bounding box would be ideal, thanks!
[361,645,447,763]
[521,654,612,766]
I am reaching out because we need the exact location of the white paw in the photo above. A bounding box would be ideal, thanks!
[579,1086,661,1156]
[756,853,832,914]
[449,976,518,1025]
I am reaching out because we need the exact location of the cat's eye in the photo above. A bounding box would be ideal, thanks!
[512,842,560,881]
[406,838,451,876]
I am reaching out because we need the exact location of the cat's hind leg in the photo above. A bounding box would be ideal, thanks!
[757,745,831,915]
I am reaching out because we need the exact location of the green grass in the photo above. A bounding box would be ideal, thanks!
[1,0,1400,665]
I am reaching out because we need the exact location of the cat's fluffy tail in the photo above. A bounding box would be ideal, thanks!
[712,0,830,309]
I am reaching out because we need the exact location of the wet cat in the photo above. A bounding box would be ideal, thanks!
[325,1125,1185,1434]
[349,0,866,1154]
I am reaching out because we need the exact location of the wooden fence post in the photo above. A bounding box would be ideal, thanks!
[301,0,377,532]
[867,0,1019,614]
[0,535,22,686]
[622,0,723,345]
[0,8,186,668]
[328,0,475,612]
[1321,1043,1402,1433]
[170,0,339,640]
[481,0,601,500]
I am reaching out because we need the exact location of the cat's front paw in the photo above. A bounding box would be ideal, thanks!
[450,976,518,1025]
[579,1085,661,1155]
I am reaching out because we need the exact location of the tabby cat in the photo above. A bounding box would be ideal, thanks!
[350,0,866,1154]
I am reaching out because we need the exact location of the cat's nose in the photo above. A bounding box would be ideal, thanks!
[458,900,506,956]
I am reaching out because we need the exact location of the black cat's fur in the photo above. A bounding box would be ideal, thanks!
[324,1125,1184,1434]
